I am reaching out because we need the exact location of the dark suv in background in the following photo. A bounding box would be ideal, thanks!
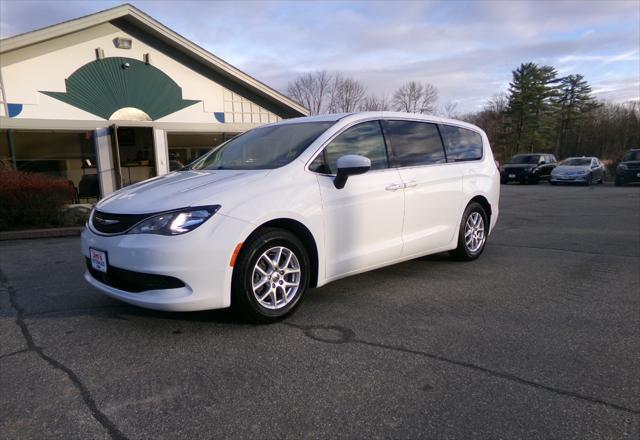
[615,149,640,186]
[500,153,557,184]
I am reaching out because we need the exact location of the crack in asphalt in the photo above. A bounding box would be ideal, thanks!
[0,348,30,360]
[284,323,640,416]
[23,304,127,318]
[1,272,128,440]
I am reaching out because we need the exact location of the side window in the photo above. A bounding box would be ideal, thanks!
[440,125,483,162]
[309,121,388,174]
[384,120,446,167]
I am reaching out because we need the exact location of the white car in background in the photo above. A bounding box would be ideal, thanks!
[81,112,500,321]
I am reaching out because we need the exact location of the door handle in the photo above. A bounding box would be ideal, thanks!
[404,180,418,188]
[385,183,403,191]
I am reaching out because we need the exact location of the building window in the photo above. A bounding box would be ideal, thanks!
[1,129,98,201]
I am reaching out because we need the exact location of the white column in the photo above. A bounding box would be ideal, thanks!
[94,128,116,197]
[153,128,169,176]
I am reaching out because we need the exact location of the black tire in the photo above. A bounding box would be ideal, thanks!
[599,173,605,184]
[232,228,310,322]
[615,177,623,187]
[550,181,558,185]
[584,174,592,186]
[450,202,489,261]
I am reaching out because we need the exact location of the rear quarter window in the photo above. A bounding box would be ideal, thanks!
[440,125,483,162]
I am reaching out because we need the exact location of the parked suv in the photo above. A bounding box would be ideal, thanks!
[82,112,500,321]
[615,149,640,186]
[500,153,557,184]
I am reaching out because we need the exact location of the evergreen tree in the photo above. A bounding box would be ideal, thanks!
[554,74,599,157]
[505,63,560,154]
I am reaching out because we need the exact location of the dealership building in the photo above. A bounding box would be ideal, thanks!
[0,4,307,200]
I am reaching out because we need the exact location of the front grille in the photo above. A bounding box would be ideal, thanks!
[503,167,529,176]
[625,163,640,170]
[86,258,186,292]
[92,210,150,234]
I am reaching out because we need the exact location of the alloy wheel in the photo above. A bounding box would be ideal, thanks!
[464,212,486,253]
[251,246,301,310]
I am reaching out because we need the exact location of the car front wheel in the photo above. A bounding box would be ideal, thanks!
[232,228,310,322]
[450,202,489,261]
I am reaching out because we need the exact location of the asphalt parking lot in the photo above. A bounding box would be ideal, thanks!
[1,183,639,439]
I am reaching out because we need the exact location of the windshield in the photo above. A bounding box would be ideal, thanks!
[508,155,541,164]
[186,122,334,170]
[622,150,640,161]
[560,158,591,166]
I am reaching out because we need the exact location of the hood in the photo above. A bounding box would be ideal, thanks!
[97,169,271,214]
[553,165,589,174]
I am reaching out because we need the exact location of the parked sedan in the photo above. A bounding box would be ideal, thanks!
[500,153,557,184]
[550,157,605,185]
[615,149,640,186]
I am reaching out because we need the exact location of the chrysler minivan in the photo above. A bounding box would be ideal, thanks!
[82,112,500,321]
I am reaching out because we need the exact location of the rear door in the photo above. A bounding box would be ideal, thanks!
[382,119,463,257]
[309,120,405,279]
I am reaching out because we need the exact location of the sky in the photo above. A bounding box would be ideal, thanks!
[1,0,638,113]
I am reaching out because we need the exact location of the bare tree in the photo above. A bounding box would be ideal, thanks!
[440,101,459,118]
[421,83,438,113]
[484,92,508,113]
[392,81,438,114]
[327,74,367,113]
[359,93,391,111]
[392,81,423,113]
[286,70,331,115]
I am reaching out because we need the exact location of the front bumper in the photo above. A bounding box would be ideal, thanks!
[81,214,252,311]
[615,169,640,184]
[550,174,589,183]
[500,169,535,182]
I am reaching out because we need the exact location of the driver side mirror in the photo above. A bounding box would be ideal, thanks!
[334,154,371,189]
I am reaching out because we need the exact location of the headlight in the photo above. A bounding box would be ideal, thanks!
[499,166,504,172]
[576,170,588,175]
[128,205,220,235]
[525,167,534,172]
[617,163,628,171]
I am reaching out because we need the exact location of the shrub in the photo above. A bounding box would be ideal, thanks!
[0,171,76,230]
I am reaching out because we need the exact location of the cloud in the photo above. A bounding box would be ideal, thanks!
[1,0,638,112]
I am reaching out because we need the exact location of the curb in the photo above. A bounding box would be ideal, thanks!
[0,226,84,241]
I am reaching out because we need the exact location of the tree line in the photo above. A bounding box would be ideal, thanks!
[286,71,444,116]
[285,63,639,162]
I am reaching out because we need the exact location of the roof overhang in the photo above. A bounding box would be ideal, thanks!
[0,3,309,118]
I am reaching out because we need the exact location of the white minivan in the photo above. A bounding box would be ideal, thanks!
[82,112,500,321]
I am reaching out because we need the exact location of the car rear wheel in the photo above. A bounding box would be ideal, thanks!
[232,228,309,322]
[450,202,488,261]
